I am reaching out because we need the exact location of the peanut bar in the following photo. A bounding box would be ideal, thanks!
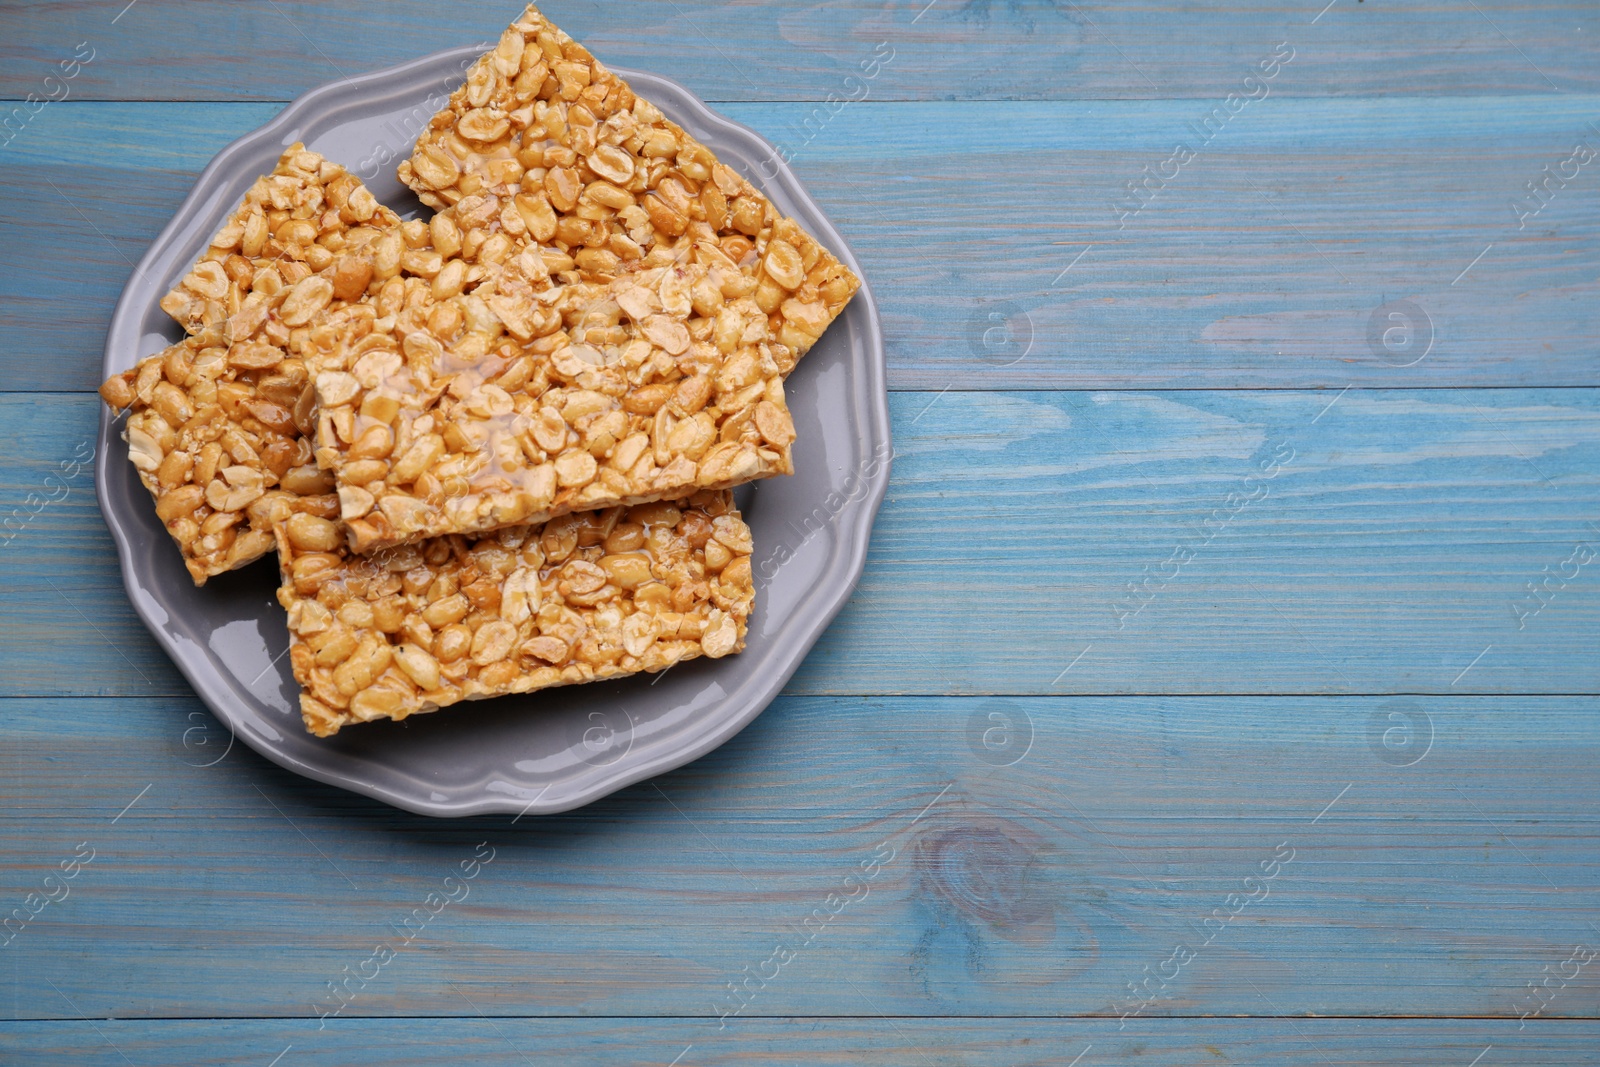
[103,144,405,581]
[398,2,859,375]
[275,492,754,737]
[305,246,802,554]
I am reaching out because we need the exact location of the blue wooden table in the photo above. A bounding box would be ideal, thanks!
[4,1,1599,1063]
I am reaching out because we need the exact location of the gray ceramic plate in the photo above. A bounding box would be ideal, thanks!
[96,47,889,818]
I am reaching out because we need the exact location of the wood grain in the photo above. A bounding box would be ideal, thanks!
[4,96,1596,393]
[6,389,1596,697]
[2,1019,1597,1066]
[0,0,1594,103]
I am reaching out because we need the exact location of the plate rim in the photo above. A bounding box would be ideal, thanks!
[95,47,890,818]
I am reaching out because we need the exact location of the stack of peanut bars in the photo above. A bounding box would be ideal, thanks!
[99,3,860,737]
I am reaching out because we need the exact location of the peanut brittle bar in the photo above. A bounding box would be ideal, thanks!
[398,2,859,375]
[99,332,338,585]
[275,492,754,737]
[102,145,408,581]
[161,144,404,337]
[306,245,801,554]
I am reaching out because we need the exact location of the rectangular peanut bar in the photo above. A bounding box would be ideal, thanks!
[104,144,413,580]
[99,332,338,584]
[306,248,802,554]
[274,491,754,737]
[397,2,859,375]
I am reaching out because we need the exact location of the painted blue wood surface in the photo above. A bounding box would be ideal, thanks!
[2,1,1595,102]
[3,696,1599,1021]
[4,1019,1600,1066]
[0,0,1596,1063]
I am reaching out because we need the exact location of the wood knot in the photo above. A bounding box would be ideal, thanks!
[913,818,1053,933]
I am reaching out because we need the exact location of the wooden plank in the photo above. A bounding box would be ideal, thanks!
[2,1018,1598,1066]
[795,385,1600,696]
[1,0,1594,103]
[2,694,1597,1020]
[5,389,1597,698]
[4,96,1597,393]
